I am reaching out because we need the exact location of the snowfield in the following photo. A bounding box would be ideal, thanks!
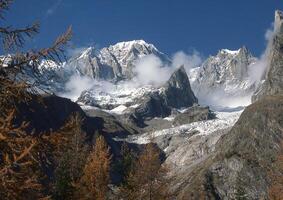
[122,109,243,146]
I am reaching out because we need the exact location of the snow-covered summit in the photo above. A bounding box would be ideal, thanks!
[77,47,96,59]
[108,40,158,54]
[219,49,241,55]
[61,40,170,80]
[190,46,257,108]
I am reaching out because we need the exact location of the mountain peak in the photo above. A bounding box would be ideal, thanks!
[163,65,198,108]
[275,10,283,33]
[219,49,241,55]
[78,47,96,59]
[109,40,157,51]
[217,46,252,58]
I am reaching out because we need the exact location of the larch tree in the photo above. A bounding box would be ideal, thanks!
[53,113,89,200]
[78,135,112,200]
[120,142,170,200]
[0,0,72,199]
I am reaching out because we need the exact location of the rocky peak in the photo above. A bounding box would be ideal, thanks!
[193,47,254,83]
[238,46,251,57]
[162,65,198,108]
[190,46,256,107]
[275,10,283,34]
[166,65,189,89]
[97,40,170,79]
[218,49,240,56]
[77,47,96,59]
[102,40,160,66]
[252,10,283,102]
[217,46,252,59]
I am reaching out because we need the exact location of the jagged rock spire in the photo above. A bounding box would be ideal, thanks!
[162,65,198,108]
[252,10,283,102]
[275,10,283,34]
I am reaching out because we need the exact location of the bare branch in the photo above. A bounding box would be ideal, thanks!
[4,26,72,71]
[0,0,13,19]
[0,22,40,50]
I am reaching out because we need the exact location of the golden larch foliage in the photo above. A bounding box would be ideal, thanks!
[121,142,170,200]
[78,135,112,200]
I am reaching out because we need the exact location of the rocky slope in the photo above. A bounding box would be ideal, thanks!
[174,96,283,199]
[14,94,137,138]
[253,10,283,102]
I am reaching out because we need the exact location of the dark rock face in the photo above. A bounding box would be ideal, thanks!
[173,105,215,126]
[125,66,199,127]
[84,108,138,137]
[15,95,136,138]
[176,96,283,199]
[162,66,198,108]
[133,92,171,122]
[15,95,87,134]
[122,92,171,128]
[253,10,283,102]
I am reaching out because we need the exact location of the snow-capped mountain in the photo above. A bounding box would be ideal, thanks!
[189,46,257,108]
[98,40,170,79]
[35,40,259,110]
[40,40,170,82]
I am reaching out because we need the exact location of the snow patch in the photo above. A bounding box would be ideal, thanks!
[126,109,243,145]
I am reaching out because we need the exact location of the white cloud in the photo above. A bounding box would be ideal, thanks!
[265,22,275,41]
[171,50,203,73]
[46,0,63,16]
[132,54,171,86]
[131,50,203,87]
[66,47,89,58]
[248,24,274,84]
[60,74,95,100]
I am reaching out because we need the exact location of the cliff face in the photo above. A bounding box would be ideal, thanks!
[253,10,283,102]
[175,96,283,200]
[162,65,198,108]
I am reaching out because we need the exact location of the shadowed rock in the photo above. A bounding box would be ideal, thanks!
[162,65,198,108]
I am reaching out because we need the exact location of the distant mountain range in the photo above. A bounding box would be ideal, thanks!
[34,38,260,110]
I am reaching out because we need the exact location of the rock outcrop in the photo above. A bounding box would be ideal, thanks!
[15,94,136,138]
[15,95,88,134]
[173,105,215,126]
[162,66,198,108]
[126,66,199,126]
[132,92,171,122]
[253,10,283,102]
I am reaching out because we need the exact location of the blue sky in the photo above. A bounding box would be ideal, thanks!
[4,0,282,57]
